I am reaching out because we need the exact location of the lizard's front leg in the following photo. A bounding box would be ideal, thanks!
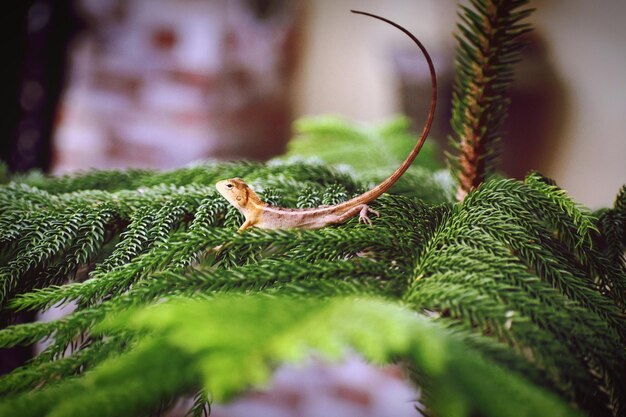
[238,218,254,232]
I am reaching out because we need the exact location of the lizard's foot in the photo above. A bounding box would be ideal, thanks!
[358,205,380,226]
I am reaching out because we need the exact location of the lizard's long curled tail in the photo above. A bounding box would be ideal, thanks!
[335,10,437,209]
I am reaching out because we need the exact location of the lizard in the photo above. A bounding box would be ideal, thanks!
[216,10,437,231]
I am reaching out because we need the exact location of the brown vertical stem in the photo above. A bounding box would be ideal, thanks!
[450,0,532,201]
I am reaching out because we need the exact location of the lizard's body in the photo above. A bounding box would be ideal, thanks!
[216,11,437,231]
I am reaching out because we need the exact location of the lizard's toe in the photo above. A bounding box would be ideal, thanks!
[358,213,373,226]
[357,205,378,226]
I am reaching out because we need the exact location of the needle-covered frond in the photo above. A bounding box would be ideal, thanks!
[0,148,624,417]
[407,173,626,417]
[289,116,441,173]
[0,296,581,417]
[287,116,453,204]
[449,0,534,199]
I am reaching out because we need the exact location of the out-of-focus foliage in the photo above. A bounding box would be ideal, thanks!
[0,296,581,417]
[287,116,453,204]
[288,116,441,173]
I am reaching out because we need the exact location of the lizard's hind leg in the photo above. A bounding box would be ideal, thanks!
[358,205,380,225]
[335,204,380,226]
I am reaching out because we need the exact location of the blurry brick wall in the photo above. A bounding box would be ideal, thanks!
[53,0,302,172]
[166,357,421,417]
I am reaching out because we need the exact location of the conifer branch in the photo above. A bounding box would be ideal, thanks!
[0,121,624,416]
[449,0,533,200]
[0,296,582,417]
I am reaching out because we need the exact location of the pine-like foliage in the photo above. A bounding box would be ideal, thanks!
[449,0,533,200]
[287,116,453,204]
[0,151,624,416]
[288,115,442,173]
[1,4,625,417]
[0,296,580,417]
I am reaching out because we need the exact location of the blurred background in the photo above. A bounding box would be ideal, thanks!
[0,0,625,415]
[1,0,625,208]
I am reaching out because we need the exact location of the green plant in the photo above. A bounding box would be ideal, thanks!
[449,0,533,200]
[0,2,625,417]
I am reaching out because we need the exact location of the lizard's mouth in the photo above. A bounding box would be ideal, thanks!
[215,180,229,197]
[215,180,240,206]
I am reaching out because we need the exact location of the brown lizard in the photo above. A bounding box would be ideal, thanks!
[216,10,437,231]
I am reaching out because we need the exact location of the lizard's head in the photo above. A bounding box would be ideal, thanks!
[216,178,252,210]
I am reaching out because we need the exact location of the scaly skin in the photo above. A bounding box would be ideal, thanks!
[216,10,437,231]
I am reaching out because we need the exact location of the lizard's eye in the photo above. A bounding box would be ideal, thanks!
[226,183,234,189]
